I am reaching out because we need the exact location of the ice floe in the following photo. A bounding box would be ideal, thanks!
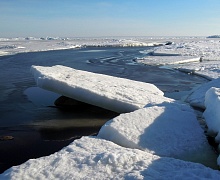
[185,78,220,109]
[1,136,220,180]
[203,87,220,166]
[204,87,220,138]
[98,104,216,167]
[31,65,172,113]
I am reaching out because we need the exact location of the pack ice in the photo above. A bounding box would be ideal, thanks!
[31,65,172,113]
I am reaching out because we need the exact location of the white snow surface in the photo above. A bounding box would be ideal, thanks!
[1,136,220,180]
[98,104,216,167]
[152,38,220,61]
[203,87,220,166]
[31,65,173,113]
[136,37,220,109]
[137,37,220,81]
[0,37,165,56]
[137,56,200,66]
[204,87,220,138]
[185,78,220,109]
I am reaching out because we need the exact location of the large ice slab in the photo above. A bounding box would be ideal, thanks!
[1,136,220,179]
[203,87,220,166]
[31,65,172,113]
[186,78,220,109]
[204,87,220,138]
[98,103,217,167]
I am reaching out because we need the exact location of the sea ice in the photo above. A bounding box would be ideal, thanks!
[186,78,220,109]
[0,37,164,56]
[174,61,220,80]
[203,87,220,166]
[203,87,220,138]
[98,103,217,167]
[3,36,220,178]
[31,65,173,113]
[137,38,220,80]
[136,56,200,66]
[152,39,220,61]
[1,136,220,180]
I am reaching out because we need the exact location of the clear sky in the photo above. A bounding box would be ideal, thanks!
[1,0,220,37]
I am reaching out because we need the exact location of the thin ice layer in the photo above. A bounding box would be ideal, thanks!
[31,65,171,113]
[1,137,220,179]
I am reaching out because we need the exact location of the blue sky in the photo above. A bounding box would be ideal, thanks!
[1,0,220,37]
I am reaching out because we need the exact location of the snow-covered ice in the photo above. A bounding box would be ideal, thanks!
[175,61,220,80]
[98,104,216,167]
[204,87,220,138]
[1,136,220,180]
[137,56,200,66]
[203,87,220,166]
[135,37,220,110]
[0,37,165,56]
[137,37,220,80]
[31,65,174,113]
[185,78,220,109]
[3,36,220,178]
[152,38,220,61]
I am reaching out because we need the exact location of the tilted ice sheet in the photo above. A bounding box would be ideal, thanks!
[1,136,220,180]
[203,87,220,166]
[31,65,173,113]
[98,104,217,167]
[186,78,220,109]
[204,87,220,138]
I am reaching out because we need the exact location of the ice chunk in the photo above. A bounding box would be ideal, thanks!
[204,87,220,138]
[31,65,170,113]
[204,88,220,166]
[1,136,220,179]
[186,78,220,109]
[98,103,217,167]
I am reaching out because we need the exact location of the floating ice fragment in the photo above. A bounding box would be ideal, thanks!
[31,65,170,113]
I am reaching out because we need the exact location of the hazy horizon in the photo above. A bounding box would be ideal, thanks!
[1,0,220,38]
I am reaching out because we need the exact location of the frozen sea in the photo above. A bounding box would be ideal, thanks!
[1,37,220,177]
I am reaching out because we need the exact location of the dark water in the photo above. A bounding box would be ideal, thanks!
[0,47,208,173]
